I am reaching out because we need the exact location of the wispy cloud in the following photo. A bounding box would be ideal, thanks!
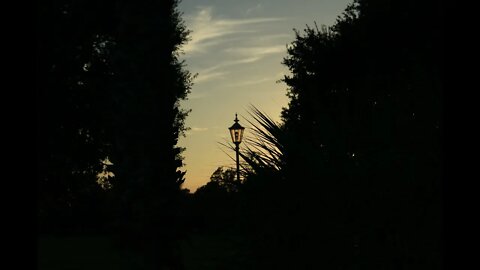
[182,7,290,85]
[193,57,261,84]
[246,3,263,15]
[195,70,227,83]
[192,127,208,132]
[225,45,286,57]
[182,7,283,54]
[255,33,292,42]
[226,77,272,87]
[193,63,227,84]
[226,70,288,88]
[185,127,209,135]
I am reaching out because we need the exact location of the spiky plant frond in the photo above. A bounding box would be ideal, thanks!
[242,105,286,172]
[219,105,289,180]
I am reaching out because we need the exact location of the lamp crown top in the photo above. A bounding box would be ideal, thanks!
[229,113,244,130]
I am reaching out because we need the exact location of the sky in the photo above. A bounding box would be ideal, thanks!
[177,0,352,192]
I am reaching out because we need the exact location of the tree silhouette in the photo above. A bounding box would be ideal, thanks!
[208,166,241,193]
[37,0,120,234]
[224,0,443,268]
[189,167,241,235]
[38,0,194,268]
[278,0,442,268]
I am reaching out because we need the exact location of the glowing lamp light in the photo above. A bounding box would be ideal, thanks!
[228,113,245,144]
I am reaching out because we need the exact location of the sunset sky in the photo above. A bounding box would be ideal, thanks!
[177,0,352,191]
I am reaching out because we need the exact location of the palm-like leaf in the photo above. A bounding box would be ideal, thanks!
[220,105,289,180]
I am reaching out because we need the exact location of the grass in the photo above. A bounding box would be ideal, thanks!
[38,231,254,269]
[180,232,252,270]
[37,235,134,270]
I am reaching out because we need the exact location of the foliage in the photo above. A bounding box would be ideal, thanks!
[226,0,442,268]
[38,0,194,268]
[208,166,240,193]
[37,0,121,234]
[190,167,241,234]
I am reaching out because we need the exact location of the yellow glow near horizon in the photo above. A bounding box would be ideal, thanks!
[177,0,352,192]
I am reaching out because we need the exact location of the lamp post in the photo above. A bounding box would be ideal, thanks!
[228,113,245,182]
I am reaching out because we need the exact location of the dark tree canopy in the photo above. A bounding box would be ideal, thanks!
[37,0,120,233]
[38,0,194,267]
[233,0,443,268]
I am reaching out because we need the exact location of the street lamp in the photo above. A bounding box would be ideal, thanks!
[229,113,245,182]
